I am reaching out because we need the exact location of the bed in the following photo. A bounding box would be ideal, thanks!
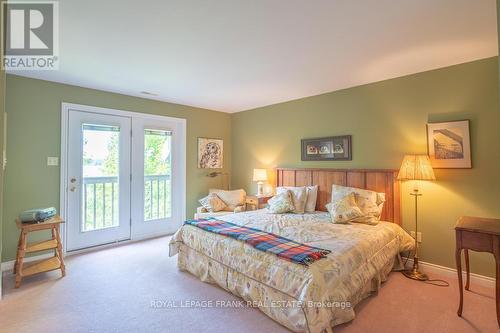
[169,168,414,333]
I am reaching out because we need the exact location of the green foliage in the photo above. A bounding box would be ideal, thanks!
[100,131,171,176]
[102,133,119,176]
[144,134,170,175]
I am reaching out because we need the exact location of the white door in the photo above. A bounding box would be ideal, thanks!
[131,118,183,237]
[67,111,131,251]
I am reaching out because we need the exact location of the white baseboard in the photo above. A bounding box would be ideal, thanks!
[1,253,54,273]
[404,258,495,289]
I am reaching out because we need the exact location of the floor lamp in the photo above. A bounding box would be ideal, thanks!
[397,154,436,281]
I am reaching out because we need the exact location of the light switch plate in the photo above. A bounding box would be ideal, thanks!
[47,157,59,166]
[410,231,422,243]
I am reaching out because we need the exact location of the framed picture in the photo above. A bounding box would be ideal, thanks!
[301,135,352,161]
[426,120,471,168]
[198,137,223,168]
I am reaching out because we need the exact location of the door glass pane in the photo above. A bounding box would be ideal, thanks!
[82,124,120,232]
[144,129,172,221]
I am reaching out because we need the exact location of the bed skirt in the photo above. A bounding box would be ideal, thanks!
[176,243,404,333]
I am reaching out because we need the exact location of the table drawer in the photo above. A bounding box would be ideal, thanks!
[461,231,493,252]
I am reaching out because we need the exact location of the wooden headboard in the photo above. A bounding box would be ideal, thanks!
[276,168,401,224]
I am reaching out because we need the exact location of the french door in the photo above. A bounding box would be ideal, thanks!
[67,111,131,251]
[64,105,185,251]
[131,117,181,237]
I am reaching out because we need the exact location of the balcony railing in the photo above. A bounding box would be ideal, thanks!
[82,174,170,232]
[144,175,171,221]
[82,176,119,232]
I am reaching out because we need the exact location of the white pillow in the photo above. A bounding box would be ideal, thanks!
[276,186,307,214]
[276,186,318,213]
[304,185,318,212]
[198,193,227,212]
[326,193,364,224]
[268,191,295,214]
[331,185,385,224]
[209,189,246,212]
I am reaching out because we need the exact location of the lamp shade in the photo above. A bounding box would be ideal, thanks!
[252,168,268,182]
[397,155,436,181]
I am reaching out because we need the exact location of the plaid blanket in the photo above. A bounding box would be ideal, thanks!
[184,218,331,266]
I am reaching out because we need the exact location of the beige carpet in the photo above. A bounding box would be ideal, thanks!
[0,236,497,333]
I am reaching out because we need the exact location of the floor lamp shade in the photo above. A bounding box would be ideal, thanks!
[397,155,435,181]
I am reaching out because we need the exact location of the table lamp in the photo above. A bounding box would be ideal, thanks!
[397,154,436,281]
[253,168,268,195]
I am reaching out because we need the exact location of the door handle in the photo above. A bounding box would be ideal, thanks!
[70,177,77,192]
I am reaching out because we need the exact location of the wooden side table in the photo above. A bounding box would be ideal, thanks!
[14,216,66,288]
[455,216,500,327]
[246,195,272,211]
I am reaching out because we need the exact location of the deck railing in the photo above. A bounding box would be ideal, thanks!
[83,176,118,232]
[82,174,170,231]
[144,174,171,221]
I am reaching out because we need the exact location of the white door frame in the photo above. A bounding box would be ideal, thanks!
[60,102,186,254]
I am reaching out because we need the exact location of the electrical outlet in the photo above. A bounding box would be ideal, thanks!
[410,231,422,243]
[47,156,59,166]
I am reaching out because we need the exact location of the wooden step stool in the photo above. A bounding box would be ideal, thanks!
[14,216,66,288]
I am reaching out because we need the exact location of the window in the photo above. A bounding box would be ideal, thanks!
[143,129,172,221]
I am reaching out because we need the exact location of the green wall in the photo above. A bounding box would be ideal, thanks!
[2,75,231,261]
[231,57,500,278]
[0,69,5,283]
[498,0,500,83]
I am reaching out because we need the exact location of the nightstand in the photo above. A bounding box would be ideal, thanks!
[246,195,273,211]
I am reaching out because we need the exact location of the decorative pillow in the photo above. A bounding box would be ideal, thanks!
[198,193,227,212]
[268,190,295,214]
[326,193,364,224]
[304,185,319,212]
[331,185,386,224]
[276,186,307,214]
[209,189,246,212]
[352,197,383,224]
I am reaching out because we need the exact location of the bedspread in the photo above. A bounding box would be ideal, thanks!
[169,210,414,332]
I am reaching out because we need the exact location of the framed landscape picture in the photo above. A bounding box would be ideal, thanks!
[301,135,352,161]
[426,120,471,168]
[198,137,223,168]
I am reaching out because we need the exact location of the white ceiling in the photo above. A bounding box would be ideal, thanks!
[11,0,498,113]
